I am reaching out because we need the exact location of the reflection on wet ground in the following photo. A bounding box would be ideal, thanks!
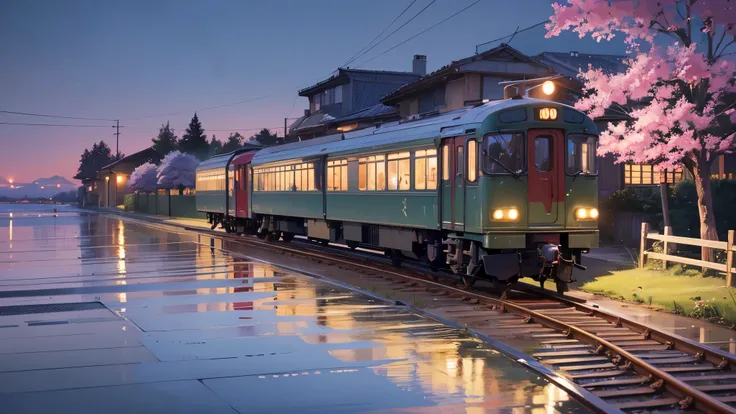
[0,206,588,413]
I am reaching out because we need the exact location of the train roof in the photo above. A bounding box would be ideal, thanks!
[252,98,576,166]
[196,149,258,172]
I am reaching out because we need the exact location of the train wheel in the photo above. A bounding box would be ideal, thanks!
[346,240,359,250]
[281,232,294,243]
[265,232,281,242]
[319,239,330,247]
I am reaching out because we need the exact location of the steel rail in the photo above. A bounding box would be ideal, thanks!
[111,213,735,413]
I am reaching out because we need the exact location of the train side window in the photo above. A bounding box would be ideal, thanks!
[358,155,385,191]
[387,152,410,191]
[327,159,348,191]
[442,145,450,181]
[414,149,437,190]
[467,140,477,182]
[534,137,553,172]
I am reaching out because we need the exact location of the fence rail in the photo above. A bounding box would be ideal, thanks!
[639,222,736,287]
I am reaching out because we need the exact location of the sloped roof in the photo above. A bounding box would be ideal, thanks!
[535,51,627,78]
[381,43,556,105]
[299,68,419,96]
[100,147,162,174]
[328,104,398,125]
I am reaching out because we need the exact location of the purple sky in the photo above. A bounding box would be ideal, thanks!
[0,0,626,183]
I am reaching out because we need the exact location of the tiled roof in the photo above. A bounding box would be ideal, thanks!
[100,147,162,173]
[329,104,398,124]
[535,52,627,78]
[298,68,418,96]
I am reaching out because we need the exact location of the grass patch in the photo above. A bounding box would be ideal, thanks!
[580,267,736,325]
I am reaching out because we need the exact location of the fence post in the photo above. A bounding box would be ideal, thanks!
[727,230,734,287]
[662,226,671,270]
[639,222,650,268]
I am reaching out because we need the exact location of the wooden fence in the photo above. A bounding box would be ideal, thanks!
[639,222,736,286]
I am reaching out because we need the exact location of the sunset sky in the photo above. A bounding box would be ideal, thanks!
[0,0,626,183]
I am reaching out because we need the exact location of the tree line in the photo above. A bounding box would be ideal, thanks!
[151,112,280,159]
[77,112,280,180]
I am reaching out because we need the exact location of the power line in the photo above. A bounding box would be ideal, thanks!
[475,20,549,53]
[0,122,111,128]
[0,110,114,122]
[355,0,482,68]
[342,0,418,68]
[345,0,437,68]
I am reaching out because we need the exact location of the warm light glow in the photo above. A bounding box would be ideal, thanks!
[507,208,519,220]
[493,209,504,220]
[9,213,12,218]
[116,175,123,184]
[492,208,520,221]
[8,178,12,184]
[336,123,359,132]
[539,107,558,121]
[576,208,588,219]
[88,186,93,191]
[40,186,44,189]
[8,219,12,241]
[590,208,599,219]
[549,108,557,120]
[56,184,60,188]
[542,80,555,96]
[105,176,110,181]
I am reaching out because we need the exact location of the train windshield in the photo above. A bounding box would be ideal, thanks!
[483,133,525,175]
[566,134,598,175]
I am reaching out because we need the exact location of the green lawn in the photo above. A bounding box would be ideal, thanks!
[579,266,736,325]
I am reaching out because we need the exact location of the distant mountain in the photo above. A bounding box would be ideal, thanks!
[0,175,76,199]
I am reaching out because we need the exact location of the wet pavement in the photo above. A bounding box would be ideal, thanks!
[0,205,590,413]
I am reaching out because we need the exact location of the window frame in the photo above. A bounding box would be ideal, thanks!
[326,159,348,191]
[533,135,554,173]
[565,133,599,177]
[481,131,527,176]
[414,147,438,191]
[358,154,387,191]
[465,138,478,183]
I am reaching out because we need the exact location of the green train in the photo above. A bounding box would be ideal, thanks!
[196,97,599,293]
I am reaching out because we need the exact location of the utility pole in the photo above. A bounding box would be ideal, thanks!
[112,120,124,159]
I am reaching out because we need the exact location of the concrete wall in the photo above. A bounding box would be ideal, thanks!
[125,192,204,219]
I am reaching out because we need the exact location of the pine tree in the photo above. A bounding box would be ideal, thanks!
[222,132,244,153]
[179,113,209,159]
[249,128,279,146]
[77,141,117,179]
[209,135,223,155]
[151,122,178,155]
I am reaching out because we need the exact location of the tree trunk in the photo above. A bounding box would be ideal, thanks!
[692,160,719,263]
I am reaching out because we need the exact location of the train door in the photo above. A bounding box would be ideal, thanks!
[441,136,466,231]
[527,129,564,225]
[235,164,249,217]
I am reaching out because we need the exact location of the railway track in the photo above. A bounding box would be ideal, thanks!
[117,213,736,413]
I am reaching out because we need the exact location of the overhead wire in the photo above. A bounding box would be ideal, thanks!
[342,0,418,68]
[0,122,112,128]
[345,0,438,68]
[0,110,114,122]
[474,20,549,52]
[354,0,482,68]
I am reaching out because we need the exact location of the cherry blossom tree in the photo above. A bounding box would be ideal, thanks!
[547,0,736,259]
[156,151,200,194]
[128,162,158,193]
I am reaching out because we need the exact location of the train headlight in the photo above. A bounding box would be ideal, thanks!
[542,80,555,96]
[492,208,520,222]
[576,208,598,221]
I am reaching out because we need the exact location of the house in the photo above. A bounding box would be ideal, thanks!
[94,147,162,207]
[287,62,423,140]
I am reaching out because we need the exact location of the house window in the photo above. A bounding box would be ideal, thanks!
[327,159,348,191]
[311,94,321,112]
[387,152,411,190]
[358,155,386,191]
[415,149,438,190]
[624,164,683,185]
[335,85,342,104]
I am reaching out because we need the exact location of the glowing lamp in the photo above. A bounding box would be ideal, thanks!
[116,175,123,184]
[56,184,60,188]
[542,80,555,96]
[539,107,558,121]
[8,178,12,184]
[493,209,504,220]
[105,176,110,181]
[507,208,519,220]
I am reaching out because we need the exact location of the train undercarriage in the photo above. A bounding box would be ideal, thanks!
[206,212,587,294]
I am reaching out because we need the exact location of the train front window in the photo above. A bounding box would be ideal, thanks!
[567,134,598,175]
[482,133,524,175]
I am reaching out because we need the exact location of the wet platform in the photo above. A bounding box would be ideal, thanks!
[0,205,589,413]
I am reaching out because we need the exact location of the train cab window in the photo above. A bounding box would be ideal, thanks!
[414,149,437,190]
[387,152,410,190]
[327,159,348,191]
[358,155,386,191]
[483,133,525,175]
[467,140,477,182]
[567,134,598,175]
[442,145,450,181]
[534,137,553,172]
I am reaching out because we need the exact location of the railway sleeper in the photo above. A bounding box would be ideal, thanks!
[593,386,659,398]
